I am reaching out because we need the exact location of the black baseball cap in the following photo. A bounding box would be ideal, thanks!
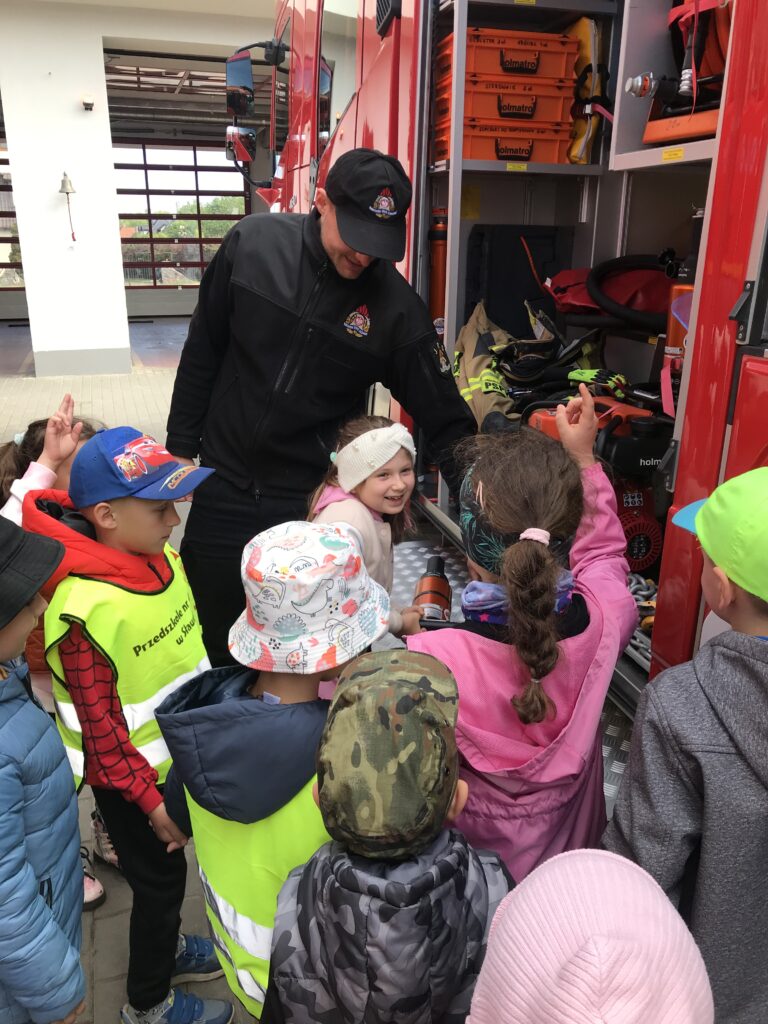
[324,148,412,262]
[0,518,64,631]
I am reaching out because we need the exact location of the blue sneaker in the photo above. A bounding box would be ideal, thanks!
[171,934,224,985]
[121,988,234,1024]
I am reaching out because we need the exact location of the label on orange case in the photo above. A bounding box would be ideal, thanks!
[662,146,685,162]
[506,162,529,172]
[514,0,537,5]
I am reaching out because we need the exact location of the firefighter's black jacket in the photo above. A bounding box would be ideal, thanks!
[166,211,475,497]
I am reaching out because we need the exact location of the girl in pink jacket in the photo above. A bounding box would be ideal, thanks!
[408,385,637,882]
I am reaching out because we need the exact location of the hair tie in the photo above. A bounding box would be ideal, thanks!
[329,451,338,464]
[520,528,550,546]
[13,431,25,447]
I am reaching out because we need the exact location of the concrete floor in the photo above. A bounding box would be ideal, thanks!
[0,317,189,376]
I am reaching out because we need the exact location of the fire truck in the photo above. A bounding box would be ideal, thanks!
[223,0,768,714]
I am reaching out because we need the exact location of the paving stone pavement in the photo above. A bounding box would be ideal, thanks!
[78,791,254,1024]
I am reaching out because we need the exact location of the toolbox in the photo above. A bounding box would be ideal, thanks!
[436,29,579,82]
[435,74,574,124]
[433,117,572,163]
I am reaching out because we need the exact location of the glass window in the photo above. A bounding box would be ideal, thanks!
[113,145,145,165]
[274,19,291,153]
[147,169,197,192]
[196,170,243,192]
[115,144,248,288]
[118,193,150,215]
[114,167,146,190]
[318,0,358,154]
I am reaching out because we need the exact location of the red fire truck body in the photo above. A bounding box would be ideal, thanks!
[232,0,768,696]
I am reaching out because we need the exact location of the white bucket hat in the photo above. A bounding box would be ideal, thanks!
[334,423,417,493]
[228,521,390,674]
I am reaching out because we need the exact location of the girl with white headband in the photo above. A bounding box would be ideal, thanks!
[408,385,637,882]
[309,415,424,636]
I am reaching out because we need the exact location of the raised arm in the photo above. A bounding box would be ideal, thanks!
[556,385,637,642]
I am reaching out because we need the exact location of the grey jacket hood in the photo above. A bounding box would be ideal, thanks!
[605,631,768,1024]
[270,829,510,1024]
[685,630,768,786]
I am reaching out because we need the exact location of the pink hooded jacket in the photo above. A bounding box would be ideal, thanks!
[408,463,637,882]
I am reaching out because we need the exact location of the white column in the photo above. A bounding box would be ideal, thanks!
[0,4,131,375]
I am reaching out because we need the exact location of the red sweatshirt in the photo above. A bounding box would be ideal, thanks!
[23,488,180,814]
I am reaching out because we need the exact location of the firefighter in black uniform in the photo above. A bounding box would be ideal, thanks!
[166,148,475,665]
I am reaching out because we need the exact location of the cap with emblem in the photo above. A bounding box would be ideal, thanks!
[69,427,213,507]
[323,148,412,262]
[317,649,459,860]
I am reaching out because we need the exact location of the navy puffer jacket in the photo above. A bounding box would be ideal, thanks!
[0,660,84,1024]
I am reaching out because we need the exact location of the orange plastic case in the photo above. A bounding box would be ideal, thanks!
[435,75,574,125]
[434,117,572,163]
[436,30,579,81]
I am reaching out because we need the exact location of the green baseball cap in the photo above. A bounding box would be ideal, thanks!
[317,650,459,861]
[672,467,768,602]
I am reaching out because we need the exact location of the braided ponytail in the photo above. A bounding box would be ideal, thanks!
[457,428,585,724]
[501,540,560,723]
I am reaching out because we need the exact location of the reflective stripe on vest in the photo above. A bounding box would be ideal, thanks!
[200,867,272,961]
[209,928,266,1003]
[44,549,208,789]
[186,779,330,1019]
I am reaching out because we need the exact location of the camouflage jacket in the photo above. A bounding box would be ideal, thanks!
[269,828,510,1023]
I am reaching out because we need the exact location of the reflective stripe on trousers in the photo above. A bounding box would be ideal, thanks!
[199,866,273,962]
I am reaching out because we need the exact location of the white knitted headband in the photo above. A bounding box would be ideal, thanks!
[333,423,417,492]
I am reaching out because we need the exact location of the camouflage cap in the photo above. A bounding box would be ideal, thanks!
[317,650,459,860]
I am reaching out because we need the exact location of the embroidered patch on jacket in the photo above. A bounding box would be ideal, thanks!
[432,339,452,377]
[344,305,371,338]
[369,188,397,219]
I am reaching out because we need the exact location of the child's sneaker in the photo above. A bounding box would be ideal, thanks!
[91,808,121,870]
[171,935,224,985]
[80,846,106,911]
[121,989,233,1024]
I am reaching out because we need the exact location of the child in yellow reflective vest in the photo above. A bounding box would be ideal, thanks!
[157,520,391,1020]
[23,426,234,1024]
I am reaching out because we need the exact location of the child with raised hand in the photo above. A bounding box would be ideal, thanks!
[268,649,510,1024]
[604,467,768,1023]
[0,394,99,523]
[0,518,86,1024]
[408,384,637,881]
[157,521,391,1021]
[22,427,234,1024]
[1,394,106,909]
[467,849,713,1024]
[309,414,423,636]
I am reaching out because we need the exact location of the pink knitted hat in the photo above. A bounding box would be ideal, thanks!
[468,849,713,1024]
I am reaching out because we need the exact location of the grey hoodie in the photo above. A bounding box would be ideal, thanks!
[603,631,768,1024]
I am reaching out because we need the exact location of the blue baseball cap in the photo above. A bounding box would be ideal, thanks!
[69,427,213,508]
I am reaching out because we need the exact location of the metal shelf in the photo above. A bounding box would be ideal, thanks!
[430,158,603,176]
[439,0,617,13]
[611,137,717,171]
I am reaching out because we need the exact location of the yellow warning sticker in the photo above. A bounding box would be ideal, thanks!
[514,0,537,5]
[662,146,685,163]
[506,162,529,172]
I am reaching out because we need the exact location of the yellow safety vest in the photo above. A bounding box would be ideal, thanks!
[187,780,330,1018]
[45,548,209,788]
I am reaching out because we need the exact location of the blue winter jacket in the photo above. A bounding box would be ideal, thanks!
[0,660,85,1024]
